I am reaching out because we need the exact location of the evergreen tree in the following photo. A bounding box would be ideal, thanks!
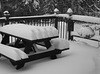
[0,0,100,17]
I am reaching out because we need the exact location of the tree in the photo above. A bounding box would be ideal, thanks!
[0,0,100,17]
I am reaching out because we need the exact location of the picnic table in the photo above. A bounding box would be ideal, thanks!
[0,24,69,69]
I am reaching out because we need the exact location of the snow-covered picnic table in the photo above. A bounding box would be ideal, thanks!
[0,24,69,69]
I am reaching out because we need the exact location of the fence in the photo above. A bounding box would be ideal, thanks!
[0,13,100,44]
[0,14,70,44]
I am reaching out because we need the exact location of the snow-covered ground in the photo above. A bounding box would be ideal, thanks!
[0,41,100,74]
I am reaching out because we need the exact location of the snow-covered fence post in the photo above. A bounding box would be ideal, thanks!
[54,8,59,29]
[67,8,74,40]
[1,11,10,44]
[4,11,10,25]
[54,8,59,14]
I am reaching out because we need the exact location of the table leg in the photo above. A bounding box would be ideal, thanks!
[14,39,21,47]
[23,41,36,54]
[1,34,9,44]
[44,40,51,49]
[44,40,57,59]
[44,40,58,59]
[16,60,25,70]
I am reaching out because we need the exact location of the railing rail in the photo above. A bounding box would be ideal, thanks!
[72,15,100,24]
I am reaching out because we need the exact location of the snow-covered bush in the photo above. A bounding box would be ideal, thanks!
[77,26,95,39]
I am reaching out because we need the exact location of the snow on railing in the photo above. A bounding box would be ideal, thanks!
[72,15,100,24]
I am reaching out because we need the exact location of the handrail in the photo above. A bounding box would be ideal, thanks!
[72,15,100,24]
[0,14,69,21]
[0,14,100,24]
[9,14,56,19]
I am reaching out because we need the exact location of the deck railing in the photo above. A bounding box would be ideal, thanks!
[72,15,100,34]
[0,13,100,44]
[0,14,70,43]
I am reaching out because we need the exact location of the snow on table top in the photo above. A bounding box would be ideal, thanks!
[0,24,58,40]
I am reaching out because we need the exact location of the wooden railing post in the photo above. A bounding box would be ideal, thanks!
[1,11,10,44]
[67,8,74,40]
[54,8,59,29]
[4,11,10,25]
[55,17,58,29]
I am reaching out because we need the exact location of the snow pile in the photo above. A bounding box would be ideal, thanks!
[50,38,69,50]
[77,26,95,38]
[0,24,58,40]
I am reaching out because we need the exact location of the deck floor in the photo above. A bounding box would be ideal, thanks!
[0,41,100,74]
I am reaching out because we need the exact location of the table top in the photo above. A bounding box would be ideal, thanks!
[0,24,59,41]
